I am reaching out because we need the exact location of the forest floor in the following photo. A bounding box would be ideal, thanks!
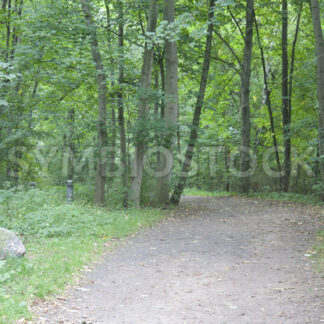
[32,196,324,324]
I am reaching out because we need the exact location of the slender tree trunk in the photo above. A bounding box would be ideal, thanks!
[224,141,230,192]
[310,0,324,196]
[254,14,281,178]
[103,0,117,180]
[288,6,302,123]
[0,0,9,158]
[154,72,159,116]
[130,0,158,207]
[5,0,24,183]
[5,0,11,62]
[81,0,108,205]
[157,0,179,205]
[153,70,163,170]
[239,0,254,193]
[170,0,215,205]
[67,108,75,181]
[154,51,166,172]
[158,51,166,118]
[116,0,128,207]
[281,0,290,192]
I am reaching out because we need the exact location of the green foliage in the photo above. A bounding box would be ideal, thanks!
[313,230,324,275]
[184,188,233,197]
[0,188,165,323]
[184,187,324,206]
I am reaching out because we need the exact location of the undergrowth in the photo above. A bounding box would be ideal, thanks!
[184,188,324,205]
[0,187,165,323]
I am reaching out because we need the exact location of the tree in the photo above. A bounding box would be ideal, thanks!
[116,0,128,207]
[310,0,324,196]
[254,13,282,182]
[171,0,216,205]
[239,0,254,193]
[130,0,158,207]
[156,0,179,205]
[81,0,108,205]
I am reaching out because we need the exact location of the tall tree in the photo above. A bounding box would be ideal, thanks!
[281,1,302,192]
[281,0,290,192]
[67,108,75,181]
[239,0,254,192]
[156,0,178,205]
[170,0,216,205]
[254,14,282,181]
[129,0,158,207]
[116,0,128,207]
[103,0,117,182]
[81,0,108,204]
[310,0,324,196]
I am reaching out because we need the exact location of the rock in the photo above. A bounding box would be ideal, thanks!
[0,227,25,260]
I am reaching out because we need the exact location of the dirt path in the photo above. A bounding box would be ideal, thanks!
[35,196,324,324]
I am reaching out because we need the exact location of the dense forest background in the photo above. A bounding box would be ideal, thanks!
[0,0,323,207]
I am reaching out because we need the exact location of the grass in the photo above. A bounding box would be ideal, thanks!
[183,188,233,197]
[313,230,324,275]
[0,187,165,323]
[184,188,324,205]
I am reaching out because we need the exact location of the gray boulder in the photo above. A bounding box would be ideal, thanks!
[0,227,25,260]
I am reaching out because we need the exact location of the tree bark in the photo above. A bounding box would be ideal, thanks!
[254,13,282,179]
[103,0,117,181]
[157,0,179,205]
[310,0,324,194]
[67,108,75,181]
[130,0,158,207]
[224,142,230,192]
[81,0,108,205]
[158,51,166,118]
[281,0,290,192]
[170,0,215,205]
[239,0,254,193]
[288,6,302,124]
[116,0,128,207]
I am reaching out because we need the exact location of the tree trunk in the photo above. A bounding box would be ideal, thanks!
[81,0,108,205]
[254,13,282,182]
[170,0,215,205]
[67,108,75,181]
[158,51,166,118]
[130,0,158,207]
[157,0,179,205]
[224,142,230,192]
[310,0,324,195]
[281,0,290,192]
[103,0,117,181]
[239,0,254,193]
[116,0,128,207]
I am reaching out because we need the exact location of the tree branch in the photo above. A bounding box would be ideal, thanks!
[214,30,242,67]
[212,56,240,74]
[228,7,245,41]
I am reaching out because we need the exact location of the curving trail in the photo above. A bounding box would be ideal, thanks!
[35,196,324,324]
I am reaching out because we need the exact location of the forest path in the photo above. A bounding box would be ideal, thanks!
[34,196,324,324]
